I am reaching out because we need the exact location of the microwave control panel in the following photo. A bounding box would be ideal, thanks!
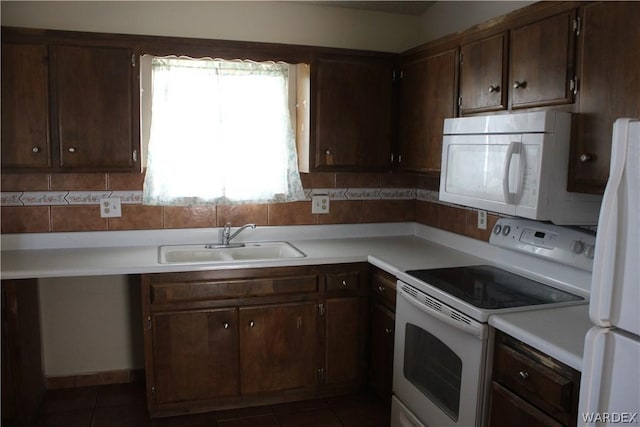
[490,218,596,271]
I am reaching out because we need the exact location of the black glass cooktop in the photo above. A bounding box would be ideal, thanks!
[406,265,584,310]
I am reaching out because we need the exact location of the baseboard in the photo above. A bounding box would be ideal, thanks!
[45,369,145,389]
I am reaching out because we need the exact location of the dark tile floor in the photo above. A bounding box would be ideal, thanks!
[40,382,391,427]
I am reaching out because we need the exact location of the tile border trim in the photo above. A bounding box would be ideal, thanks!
[1,188,422,206]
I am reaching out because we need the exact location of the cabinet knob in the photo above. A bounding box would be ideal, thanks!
[519,371,530,380]
[385,328,393,334]
[325,149,331,155]
[223,322,229,329]
[248,320,255,328]
[488,85,500,93]
[342,280,348,287]
[377,285,385,293]
[32,147,41,153]
[579,153,592,163]
[68,147,77,153]
[513,81,527,89]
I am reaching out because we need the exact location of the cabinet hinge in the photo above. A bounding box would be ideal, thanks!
[147,316,152,330]
[317,368,326,383]
[570,77,579,95]
[133,149,138,163]
[390,152,394,164]
[131,54,137,68]
[459,52,464,65]
[318,303,325,316]
[398,154,402,164]
[573,17,581,36]
[457,96,462,107]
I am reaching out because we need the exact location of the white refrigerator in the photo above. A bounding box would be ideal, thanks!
[579,118,640,426]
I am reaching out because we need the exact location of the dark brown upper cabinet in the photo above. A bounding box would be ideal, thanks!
[459,33,508,115]
[569,2,640,195]
[1,43,51,169]
[51,45,139,171]
[509,10,577,109]
[310,56,394,172]
[398,46,458,175]
[1,29,141,173]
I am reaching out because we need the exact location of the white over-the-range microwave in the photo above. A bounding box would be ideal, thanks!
[439,111,602,225]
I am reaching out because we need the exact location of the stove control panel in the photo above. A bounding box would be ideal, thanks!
[490,218,596,271]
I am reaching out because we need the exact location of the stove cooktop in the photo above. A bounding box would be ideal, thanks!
[405,265,584,310]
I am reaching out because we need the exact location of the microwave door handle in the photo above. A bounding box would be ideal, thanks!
[502,141,521,204]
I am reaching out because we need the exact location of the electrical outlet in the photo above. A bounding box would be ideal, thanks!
[477,210,487,230]
[100,197,122,218]
[312,195,330,214]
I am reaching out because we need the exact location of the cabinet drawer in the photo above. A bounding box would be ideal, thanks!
[488,381,563,427]
[493,342,575,423]
[326,271,360,293]
[151,275,318,304]
[371,269,396,311]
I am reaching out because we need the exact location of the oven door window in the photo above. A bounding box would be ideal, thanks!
[404,323,462,421]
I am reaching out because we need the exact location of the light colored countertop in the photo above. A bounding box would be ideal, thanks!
[0,222,592,370]
[489,304,592,371]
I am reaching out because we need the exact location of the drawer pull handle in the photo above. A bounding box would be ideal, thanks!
[519,371,530,380]
[377,285,385,293]
[223,322,229,329]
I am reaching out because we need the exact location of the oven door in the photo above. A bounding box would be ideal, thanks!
[392,282,489,427]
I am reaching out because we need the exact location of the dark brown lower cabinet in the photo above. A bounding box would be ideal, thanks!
[142,263,369,418]
[324,297,362,386]
[369,268,397,404]
[488,331,580,427]
[151,308,239,404]
[239,302,318,394]
[1,279,45,427]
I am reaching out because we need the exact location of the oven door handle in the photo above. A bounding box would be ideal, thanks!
[398,287,487,339]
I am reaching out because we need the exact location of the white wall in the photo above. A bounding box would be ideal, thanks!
[418,1,535,44]
[1,0,422,52]
[39,276,144,377]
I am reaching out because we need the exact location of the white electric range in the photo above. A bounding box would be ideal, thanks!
[391,218,595,427]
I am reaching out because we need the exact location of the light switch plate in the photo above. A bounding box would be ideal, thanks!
[477,210,487,230]
[312,195,330,214]
[100,197,122,218]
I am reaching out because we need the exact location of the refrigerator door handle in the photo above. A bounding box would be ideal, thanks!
[578,328,607,427]
[590,119,631,327]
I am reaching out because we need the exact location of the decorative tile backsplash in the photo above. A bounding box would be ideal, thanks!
[1,188,421,207]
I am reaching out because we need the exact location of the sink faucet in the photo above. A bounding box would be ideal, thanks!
[221,223,256,246]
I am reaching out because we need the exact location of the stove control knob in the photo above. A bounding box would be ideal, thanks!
[502,225,511,236]
[571,240,585,254]
[585,244,595,259]
[494,224,502,235]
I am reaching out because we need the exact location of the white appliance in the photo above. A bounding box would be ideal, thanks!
[392,218,594,427]
[579,118,640,426]
[439,111,602,225]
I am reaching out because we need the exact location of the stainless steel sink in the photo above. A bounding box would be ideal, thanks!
[158,241,306,264]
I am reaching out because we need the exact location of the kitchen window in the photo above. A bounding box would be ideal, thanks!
[141,56,306,205]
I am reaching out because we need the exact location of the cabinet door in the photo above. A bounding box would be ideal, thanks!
[510,11,577,109]
[459,33,508,114]
[398,48,458,174]
[1,43,51,169]
[239,302,318,394]
[570,2,640,194]
[324,296,365,386]
[314,57,393,170]
[151,308,239,404]
[52,45,138,171]
[370,303,394,404]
